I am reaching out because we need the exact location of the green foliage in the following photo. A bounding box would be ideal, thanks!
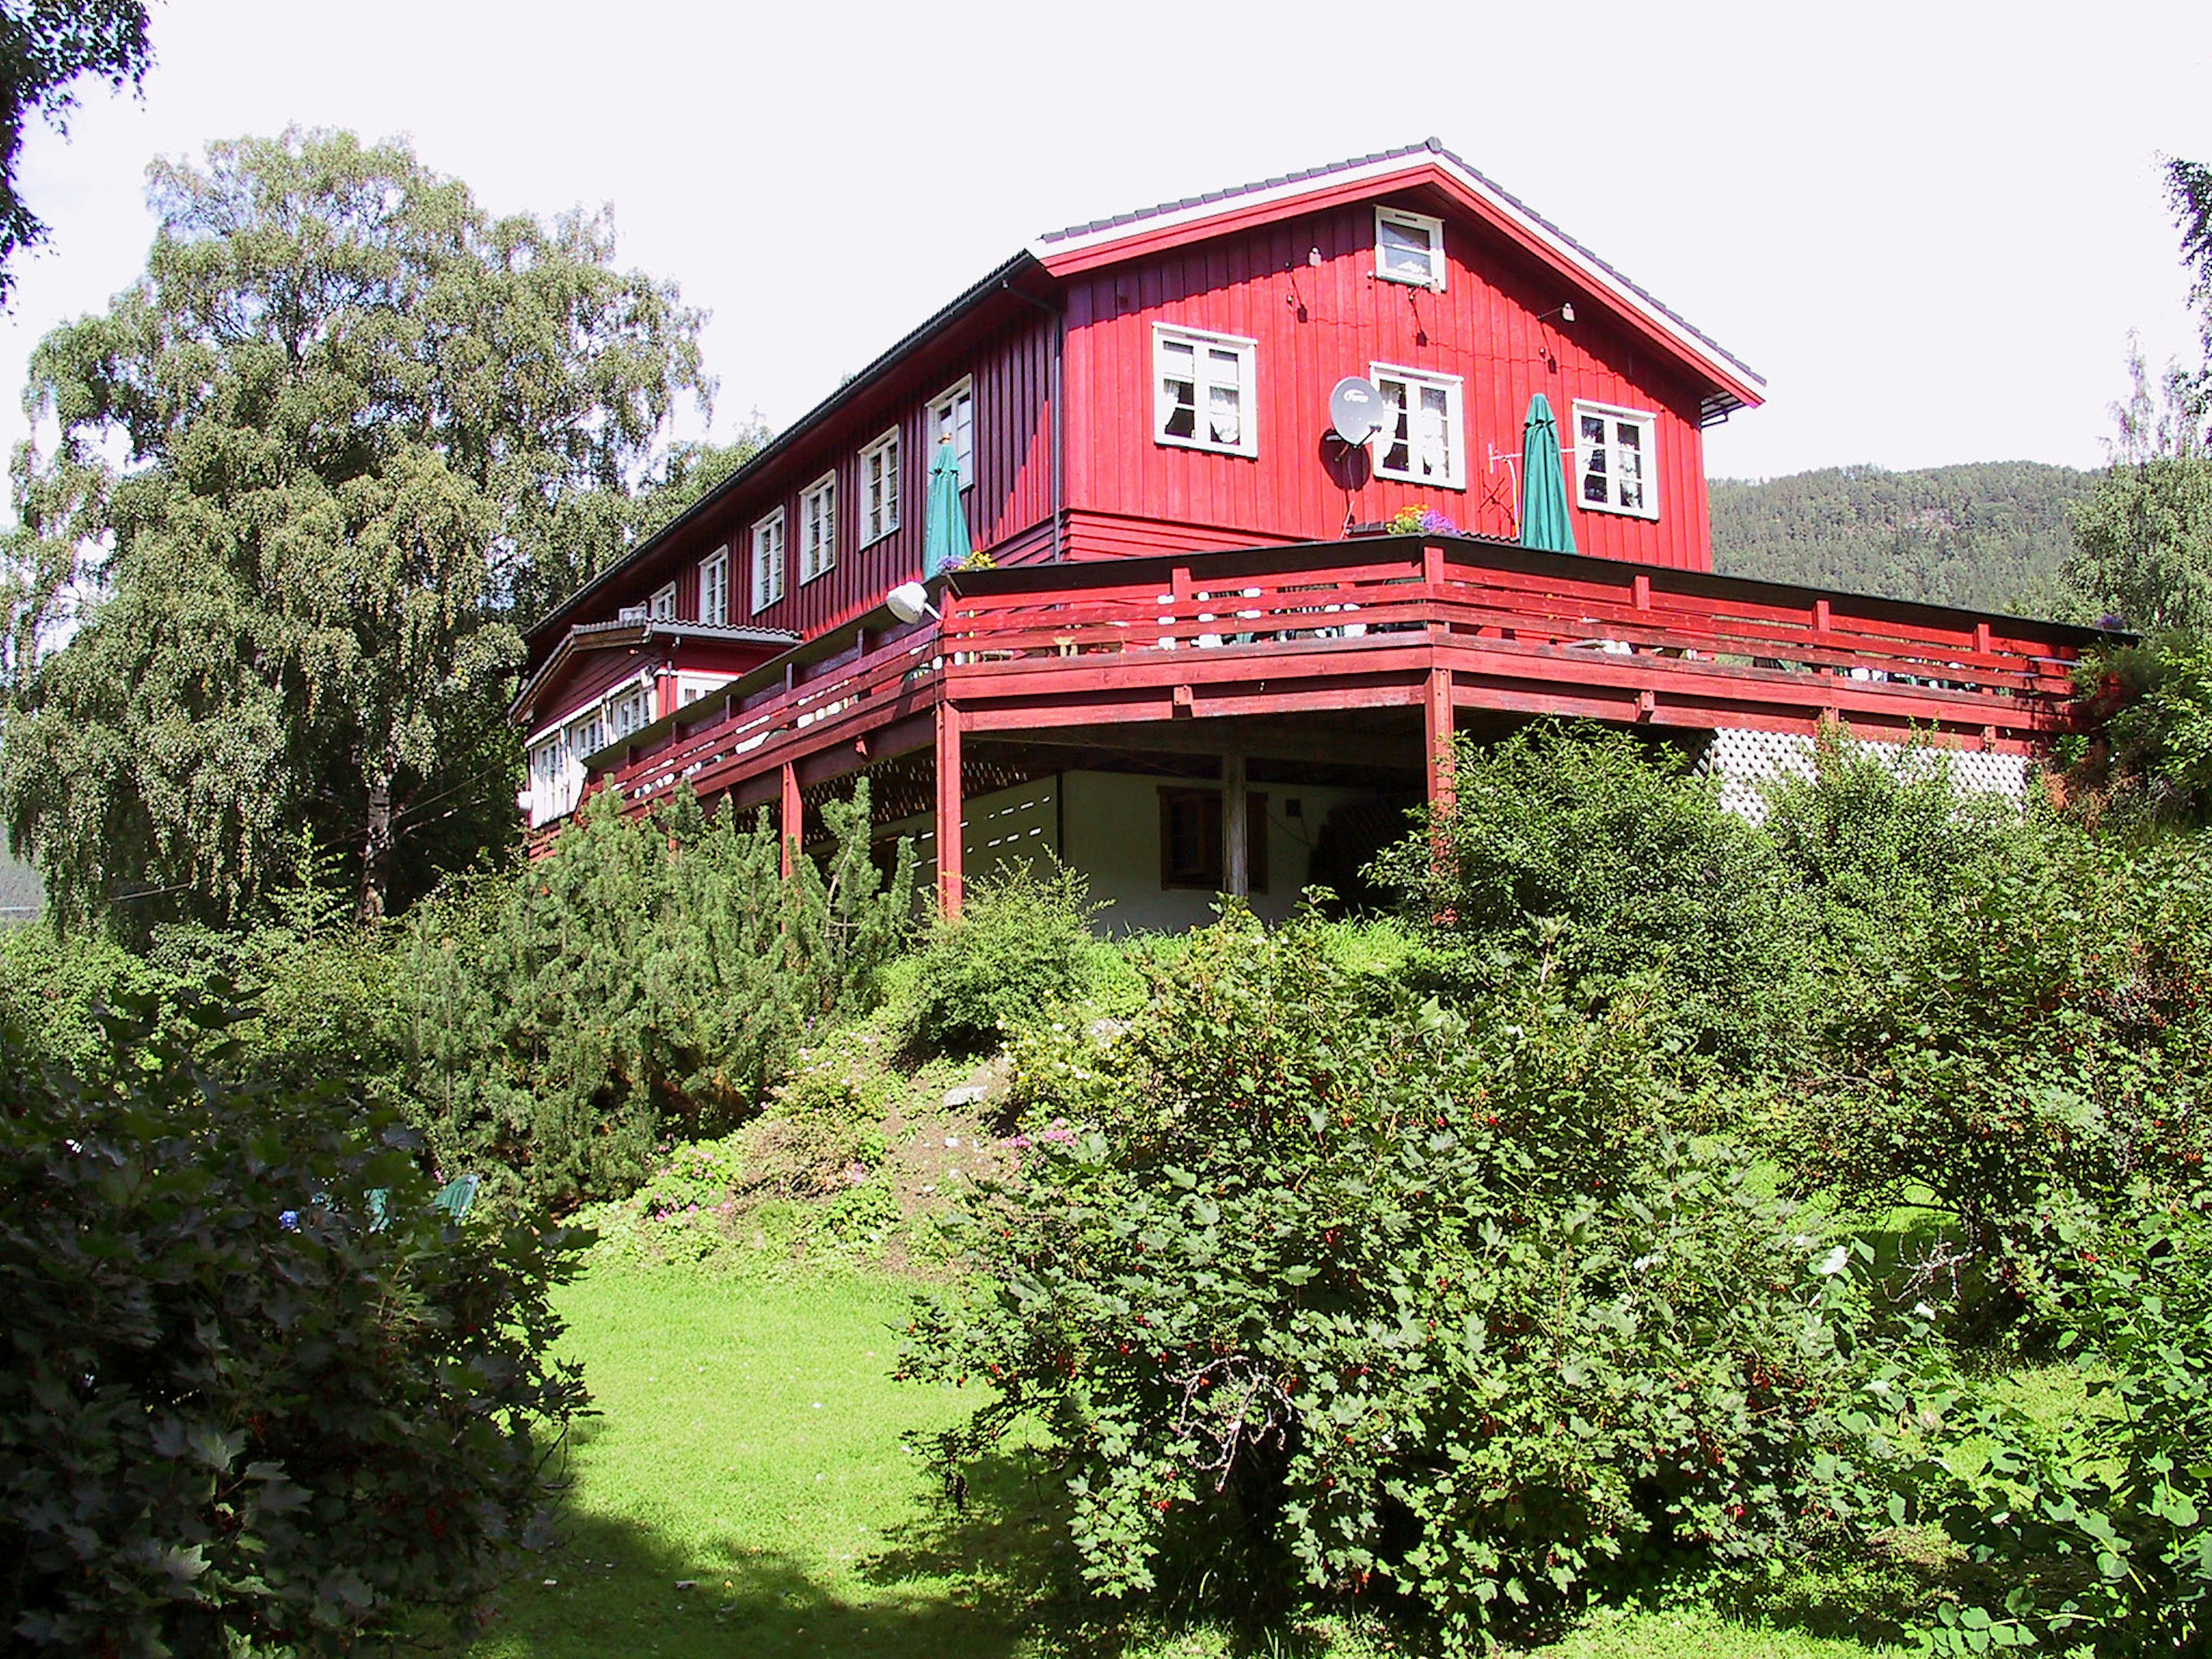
[1710,463,2093,616]
[1762,726,2022,954]
[905,909,1891,1650]
[2072,634,2212,822]
[1768,817,2212,1337]
[906,859,1105,1056]
[1370,723,1813,1071]
[0,1,151,303]
[1922,1192,2212,1655]
[0,999,589,1655]
[396,782,914,1208]
[0,127,713,927]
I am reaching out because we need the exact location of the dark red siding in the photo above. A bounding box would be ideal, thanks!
[1059,196,1714,570]
[658,312,1058,641]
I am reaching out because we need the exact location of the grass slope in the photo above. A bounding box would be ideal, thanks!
[465,1266,1903,1659]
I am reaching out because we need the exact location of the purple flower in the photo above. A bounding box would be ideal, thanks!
[278,1210,299,1230]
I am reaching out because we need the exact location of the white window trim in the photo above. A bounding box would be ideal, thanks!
[1375,206,1446,291]
[1571,399,1661,522]
[927,376,975,490]
[858,427,900,547]
[525,667,657,827]
[1152,323,1259,459]
[649,581,677,622]
[798,471,837,586]
[751,507,787,615]
[1369,361,1467,491]
[699,546,729,626]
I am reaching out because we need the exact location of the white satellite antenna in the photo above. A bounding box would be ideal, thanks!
[1328,376,1386,445]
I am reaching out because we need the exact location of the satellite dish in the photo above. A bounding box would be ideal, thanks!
[1329,376,1386,445]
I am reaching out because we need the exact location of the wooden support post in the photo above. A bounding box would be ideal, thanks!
[1222,753,1249,899]
[1425,666,1456,821]
[936,699,964,922]
[779,762,800,879]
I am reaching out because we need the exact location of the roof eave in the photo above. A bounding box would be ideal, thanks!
[525,250,1050,657]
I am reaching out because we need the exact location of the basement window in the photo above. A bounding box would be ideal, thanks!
[1375,206,1445,290]
[1574,401,1659,520]
[1370,363,1465,489]
[1154,324,1257,458]
[1157,787,1268,893]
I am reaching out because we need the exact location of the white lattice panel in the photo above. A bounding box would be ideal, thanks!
[1698,728,2029,825]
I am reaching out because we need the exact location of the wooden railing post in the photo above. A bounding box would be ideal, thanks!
[936,698,964,922]
[779,761,800,880]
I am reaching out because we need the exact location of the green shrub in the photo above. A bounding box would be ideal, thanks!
[1770,818,2212,1338]
[905,859,1103,1055]
[2073,634,2212,825]
[1762,724,2022,956]
[395,781,914,1207]
[904,908,1891,1650]
[1921,1189,2212,1654]
[0,999,588,1656]
[1369,722,1816,1072]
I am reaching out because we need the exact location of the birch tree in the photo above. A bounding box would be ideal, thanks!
[0,128,712,927]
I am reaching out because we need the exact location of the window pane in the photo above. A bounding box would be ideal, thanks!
[1161,374,1196,438]
[1380,218,1433,280]
[1207,383,1240,446]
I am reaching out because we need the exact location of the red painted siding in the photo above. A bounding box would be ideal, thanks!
[1060,196,1715,571]
[618,312,1058,643]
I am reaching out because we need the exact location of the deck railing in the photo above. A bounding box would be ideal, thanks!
[585,537,2091,825]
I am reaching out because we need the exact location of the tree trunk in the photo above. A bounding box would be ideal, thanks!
[359,774,393,924]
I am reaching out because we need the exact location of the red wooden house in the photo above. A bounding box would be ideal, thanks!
[513,141,2096,925]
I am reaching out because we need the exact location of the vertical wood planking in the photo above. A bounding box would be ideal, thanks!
[1060,198,1718,572]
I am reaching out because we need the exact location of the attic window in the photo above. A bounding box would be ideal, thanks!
[1574,401,1659,520]
[1153,324,1257,458]
[1375,207,1444,290]
[649,582,677,622]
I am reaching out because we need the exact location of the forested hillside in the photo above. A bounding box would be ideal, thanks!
[1710,461,2094,616]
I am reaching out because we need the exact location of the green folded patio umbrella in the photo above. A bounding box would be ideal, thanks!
[1518,392,1578,555]
[923,437,971,578]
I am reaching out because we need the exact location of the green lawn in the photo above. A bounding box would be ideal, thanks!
[465,1266,1906,1659]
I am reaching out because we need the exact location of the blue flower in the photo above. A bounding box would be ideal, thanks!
[278,1210,299,1230]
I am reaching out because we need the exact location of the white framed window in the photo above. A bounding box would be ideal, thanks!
[1573,401,1659,520]
[799,473,836,585]
[928,377,974,488]
[648,581,677,622]
[698,547,729,626]
[859,429,900,546]
[608,682,654,740]
[1376,206,1445,290]
[751,507,786,613]
[1370,363,1465,489]
[1153,324,1257,458]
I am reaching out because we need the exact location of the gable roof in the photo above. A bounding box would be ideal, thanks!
[1031,138,1764,425]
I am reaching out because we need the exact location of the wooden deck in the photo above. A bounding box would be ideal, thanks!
[555,533,2104,908]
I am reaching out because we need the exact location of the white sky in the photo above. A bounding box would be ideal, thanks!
[2,0,2209,488]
